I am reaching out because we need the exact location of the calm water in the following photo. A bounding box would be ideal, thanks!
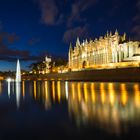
[0,81,140,140]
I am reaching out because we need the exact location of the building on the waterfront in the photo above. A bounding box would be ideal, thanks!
[68,30,140,70]
[43,56,52,73]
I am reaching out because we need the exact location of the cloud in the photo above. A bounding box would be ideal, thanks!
[0,32,19,44]
[0,31,52,62]
[131,0,140,40]
[0,46,31,62]
[67,0,97,27]
[7,33,19,44]
[131,25,140,40]
[0,35,29,61]
[63,25,89,43]
[75,0,97,13]
[37,0,97,26]
[132,15,140,24]
[0,31,40,62]
[38,0,63,25]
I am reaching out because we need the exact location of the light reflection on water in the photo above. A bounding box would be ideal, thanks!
[68,82,140,134]
[15,82,21,108]
[2,80,140,135]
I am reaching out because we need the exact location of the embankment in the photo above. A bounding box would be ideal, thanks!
[22,67,140,82]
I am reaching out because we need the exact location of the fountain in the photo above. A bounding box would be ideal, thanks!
[15,59,21,108]
[16,59,21,82]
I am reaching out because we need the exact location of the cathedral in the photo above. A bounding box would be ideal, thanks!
[68,30,140,70]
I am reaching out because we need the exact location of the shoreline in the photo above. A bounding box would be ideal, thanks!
[22,67,140,82]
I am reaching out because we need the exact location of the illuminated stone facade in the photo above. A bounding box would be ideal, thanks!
[68,30,140,70]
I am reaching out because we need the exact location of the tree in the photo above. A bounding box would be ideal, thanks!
[29,61,46,73]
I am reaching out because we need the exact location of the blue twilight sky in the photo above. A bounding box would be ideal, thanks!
[0,0,139,71]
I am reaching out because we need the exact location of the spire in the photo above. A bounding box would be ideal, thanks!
[107,30,109,37]
[85,39,88,44]
[123,32,126,41]
[110,31,112,36]
[76,37,80,46]
[95,38,97,42]
[69,42,73,52]
[115,29,119,35]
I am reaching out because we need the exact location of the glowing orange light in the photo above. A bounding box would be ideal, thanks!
[134,84,140,106]
[84,83,88,102]
[22,81,25,97]
[108,83,115,105]
[91,83,96,103]
[33,81,36,99]
[100,83,106,104]
[121,84,128,105]
[72,83,75,100]
[45,81,48,100]
[77,83,81,101]
[57,81,61,103]
[52,81,55,101]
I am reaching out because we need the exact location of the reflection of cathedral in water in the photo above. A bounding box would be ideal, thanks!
[31,81,140,134]
[67,82,140,134]
[5,80,140,134]
[32,81,67,110]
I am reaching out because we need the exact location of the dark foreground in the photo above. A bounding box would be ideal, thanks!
[0,81,140,140]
